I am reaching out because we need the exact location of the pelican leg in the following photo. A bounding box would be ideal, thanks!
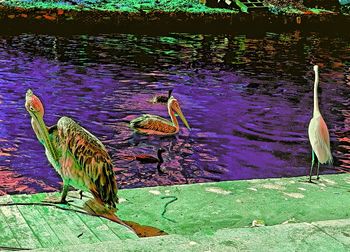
[309,151,315,183]
[60,184,69,203]
[316,162,320,180]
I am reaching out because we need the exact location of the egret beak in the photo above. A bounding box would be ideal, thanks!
[175,107,190,130]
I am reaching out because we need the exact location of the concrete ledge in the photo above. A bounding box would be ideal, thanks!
[116,173,350,235]
[1,174,350,250]
[34,218,350,251]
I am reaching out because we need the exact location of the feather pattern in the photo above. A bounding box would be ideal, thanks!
[53,116,118,208]
[130,114,177,134]
[308,116,333,165]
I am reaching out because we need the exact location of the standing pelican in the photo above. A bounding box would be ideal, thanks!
[130,96,190,136]
[25,90,169,237]
[25,90,118,208]
[308,65,333,182]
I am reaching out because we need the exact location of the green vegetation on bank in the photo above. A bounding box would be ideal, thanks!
[0,0,237,13]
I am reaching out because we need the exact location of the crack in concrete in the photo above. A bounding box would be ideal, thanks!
[308,222,350,249]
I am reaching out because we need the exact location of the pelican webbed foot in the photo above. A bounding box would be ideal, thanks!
[42,195,71,205]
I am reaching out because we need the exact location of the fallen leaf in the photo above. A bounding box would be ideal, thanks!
[251,219,265,227]
[43,14,56,21]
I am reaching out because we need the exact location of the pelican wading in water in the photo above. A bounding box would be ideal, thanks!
[130,96,190,136]
[308,65,333,182]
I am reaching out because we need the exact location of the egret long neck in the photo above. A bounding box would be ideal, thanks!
[313,69,320,117]
[31,116,58,162]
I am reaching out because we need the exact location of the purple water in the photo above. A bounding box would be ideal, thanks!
[0,31,349,195]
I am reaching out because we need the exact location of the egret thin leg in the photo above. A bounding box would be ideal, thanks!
[316,162,320,180]
[309,151,315,182]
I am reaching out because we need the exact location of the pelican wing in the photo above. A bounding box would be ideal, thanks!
[308,116,333,165]
[57,116,118,208]
[130,114,176,133]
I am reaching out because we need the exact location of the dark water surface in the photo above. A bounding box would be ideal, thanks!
[0,31,349,195]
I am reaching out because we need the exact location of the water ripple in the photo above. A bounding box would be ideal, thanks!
[0,32,349,194]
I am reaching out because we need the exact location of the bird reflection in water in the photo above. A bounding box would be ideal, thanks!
[120,148,166,174]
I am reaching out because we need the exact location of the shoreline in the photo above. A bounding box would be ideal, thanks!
[0,4,349,34]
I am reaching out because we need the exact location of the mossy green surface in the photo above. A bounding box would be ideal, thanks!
[115,174,350,235]
[35,219,350,251]
[2,174,350,250]
[4,174,350,235]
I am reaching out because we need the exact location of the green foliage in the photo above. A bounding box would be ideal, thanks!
[1,0,238,13]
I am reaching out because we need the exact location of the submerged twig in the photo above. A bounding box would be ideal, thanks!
[0,246,31,251]
[161,196,178,223]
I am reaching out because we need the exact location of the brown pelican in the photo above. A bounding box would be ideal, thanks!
[130,96,190,136]
[25,90,169,237]
[150,89,173,104]
[25,89,118,208]
[121,148,166,173]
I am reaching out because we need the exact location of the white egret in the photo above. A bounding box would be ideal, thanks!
[308,65,333,182]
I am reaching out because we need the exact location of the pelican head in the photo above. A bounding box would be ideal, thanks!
[25,89,44,118]
[168,96,190,130]
[25,89,57,161]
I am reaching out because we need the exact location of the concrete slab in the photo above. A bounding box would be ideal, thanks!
[116,174,350,235]
[1,174,350,250]
[33,218,350,251]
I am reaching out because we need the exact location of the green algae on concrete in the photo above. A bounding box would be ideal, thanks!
[34,218,350,251]
[116,173,350,236]
[1,174,350,250]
